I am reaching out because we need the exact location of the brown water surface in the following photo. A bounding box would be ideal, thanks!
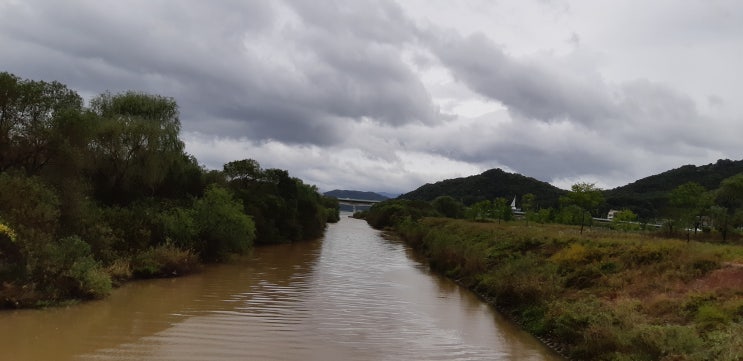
[0,216,563,361]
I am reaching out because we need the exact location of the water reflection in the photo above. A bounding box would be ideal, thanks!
[0,217,562,361]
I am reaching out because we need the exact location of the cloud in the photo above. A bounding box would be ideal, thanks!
[0,0,440,146]
[1,0,741,193]
[425,30,617,125]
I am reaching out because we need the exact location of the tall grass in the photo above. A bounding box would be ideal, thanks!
[393,218,743,361]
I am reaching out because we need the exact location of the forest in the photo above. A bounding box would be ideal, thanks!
[0,72,339,307]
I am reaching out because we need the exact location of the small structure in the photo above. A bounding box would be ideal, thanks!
[511,196,520,212]
[607,209,619,220]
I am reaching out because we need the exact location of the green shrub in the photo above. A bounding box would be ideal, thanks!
[35,236,111,300]
[630,324,701,361]
[703,323,743,361]
[695,304,730,330]
[546,297,621,359]
[194,185,256,261]
[160,206,198,249]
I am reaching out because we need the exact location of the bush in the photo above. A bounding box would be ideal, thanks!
[160,206,198,249]
[131,243,199,278]
[630,324,701,360]
[194,185,256,261]
[35,236,111,300]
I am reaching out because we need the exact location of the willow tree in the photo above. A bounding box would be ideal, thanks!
[89,91,184,203]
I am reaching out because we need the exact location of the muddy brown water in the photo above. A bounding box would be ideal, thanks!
[0,216,563,361]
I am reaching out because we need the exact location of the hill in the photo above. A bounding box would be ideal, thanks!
[604,159,743,219]
[399,168,566,208]
[324,189,389,201]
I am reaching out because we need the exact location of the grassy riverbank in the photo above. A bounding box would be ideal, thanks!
[391,218,743,361]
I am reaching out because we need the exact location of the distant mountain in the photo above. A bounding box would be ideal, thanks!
[399,168,566,208]
[324,189,389,201]
[604,159,743,219]
[376,192,400,199]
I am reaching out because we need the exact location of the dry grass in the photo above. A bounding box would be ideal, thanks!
[396,217,743,361]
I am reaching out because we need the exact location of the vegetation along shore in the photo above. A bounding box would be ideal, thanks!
[0,72,339,308]
[361,194,743,361]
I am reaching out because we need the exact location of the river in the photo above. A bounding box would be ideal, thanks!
[0,216,563,361]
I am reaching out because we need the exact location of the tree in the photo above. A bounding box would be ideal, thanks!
[89,91,184,203]
[611,209,639,232]
[0,72,84,174]
[566,183,604,234]
[432,196,465,219]
[669,182,710,241]
[522,193,536,226]
[493,197,513,223]
[467,200,493,221]
[223,159,262,185]
[714,174,743,241]
[193,185,255,261]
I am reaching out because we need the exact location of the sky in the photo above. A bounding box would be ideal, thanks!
[1,0,741,195]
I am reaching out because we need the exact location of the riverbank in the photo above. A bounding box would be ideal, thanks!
[388,217,743,361]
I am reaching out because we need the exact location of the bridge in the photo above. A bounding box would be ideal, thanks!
[336,198,383,212]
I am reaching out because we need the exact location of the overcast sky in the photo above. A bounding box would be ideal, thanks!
[2,0,741,194]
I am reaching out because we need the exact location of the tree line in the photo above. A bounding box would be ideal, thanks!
[364,178,743,242]
[0,72,339,307]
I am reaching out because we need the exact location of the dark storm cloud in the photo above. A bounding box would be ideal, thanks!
[0,0,439,145]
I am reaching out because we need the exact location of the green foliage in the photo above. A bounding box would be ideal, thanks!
[160,206,198,250]
[224,159,332,244]
[564,182,604,234]
[521,193,536,225]
[625,324,701,360]
[399,168,566,207]
[34,236,112,300]
[89,91,185,204]
[364,199,439,229]
[0,73,332,307]
[0,72,84,174]
[194,185,256,261]
[611,209,640,231]
[714,174,743,241]
[466,200,493,221]
[492,197,513,223]
[432,195,465,218]
[321,196,341,223]
[385,217,743,361]
[605,159,743,220]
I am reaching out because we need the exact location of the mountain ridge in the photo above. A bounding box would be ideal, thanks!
[323,189,389,201]
[395,159,743,220]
